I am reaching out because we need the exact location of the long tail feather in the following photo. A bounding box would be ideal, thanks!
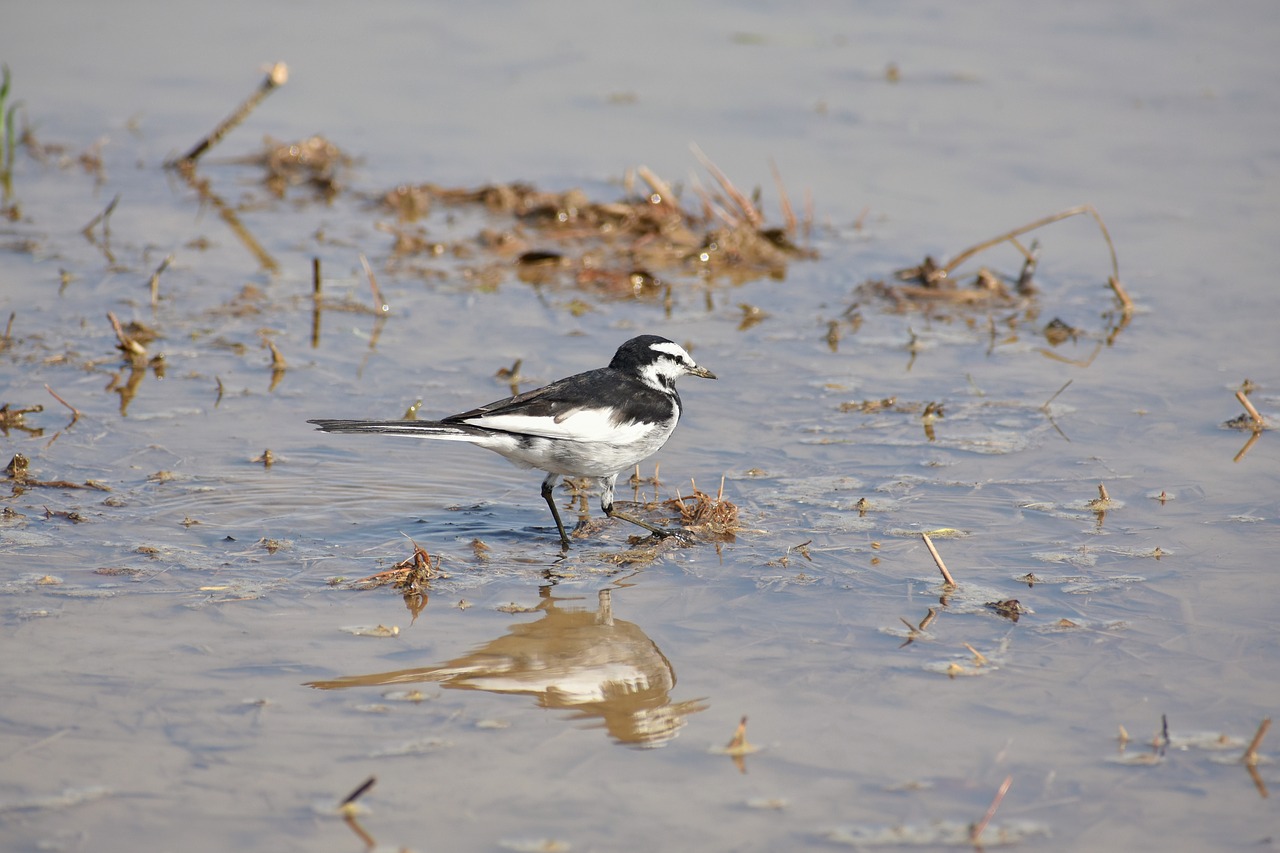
[308,419,486,440]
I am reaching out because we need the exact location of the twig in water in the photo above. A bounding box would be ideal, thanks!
[1243,717,1271,767]
[1108,275,1134,317]
[148,254,173,309]
[81,193,120,240]
[970,775,1013,844]
[171,62,288,167]
[940,204,1120,285]
[358,253,390,314]
[338,774,377,846]
[1042,379,1073,410]
[43,385,80,428]
[311,257,323,348]
[1,311,13,349]
[922,532,956,586]
[340,776,376,808]
[1236,390,1265,429]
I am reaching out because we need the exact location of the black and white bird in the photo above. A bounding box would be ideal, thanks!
[309,335,716,547]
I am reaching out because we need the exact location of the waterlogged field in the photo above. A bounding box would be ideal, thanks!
[2,3,1278,851]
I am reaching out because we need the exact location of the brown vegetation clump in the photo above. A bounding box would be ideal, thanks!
[379,160,814,298]
[663,479,740,540]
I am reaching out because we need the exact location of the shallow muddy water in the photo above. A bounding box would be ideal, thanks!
[3,2,1279,851]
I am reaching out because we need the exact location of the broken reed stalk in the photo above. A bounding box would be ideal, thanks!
[310,257,323,348]
[171,62,288,167]
[340,775,377,807]
[940,204,1121,286]
[43,384,80,427]
[1042,379,1073,410]
[922,532,957,586]
[1108,275,1134,316]
[970,775,1013,844]
[1236,390,1265,428]
[2,311,13,348]
[81,193,120,240]
[148,254,173,309]
[358,252,389,314]
[1243,717,1271,767]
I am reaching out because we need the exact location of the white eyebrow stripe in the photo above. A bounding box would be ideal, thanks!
[463,408,656,443]
[649,341,691,361]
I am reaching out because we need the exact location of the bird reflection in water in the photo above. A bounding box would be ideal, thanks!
[306,587,706,747]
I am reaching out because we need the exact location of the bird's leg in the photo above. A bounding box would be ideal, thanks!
[599,474,678,540]
[540,473,572,549]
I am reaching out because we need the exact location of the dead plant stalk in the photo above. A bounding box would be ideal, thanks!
[922,532,957,586]
[172,62,288,166]
[970,775,1013,843]
[941,204,1119,284]
[1244,717,1271,767]
[1236,390,1265,428]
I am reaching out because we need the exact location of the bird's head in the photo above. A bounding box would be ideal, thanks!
[613,335,716,393]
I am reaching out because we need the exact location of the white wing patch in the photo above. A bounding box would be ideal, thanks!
[464,407,658,443]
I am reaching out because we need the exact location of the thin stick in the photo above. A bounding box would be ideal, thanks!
[1042,379,1073,410]
[1,311,13,348]
[922,532,956,586]
[1243,717,1271,767]
[358,253,389,314]
[1236,390,1265,428]
[970,775,1013,843]
[43,384,80,428]
[1108,275,1134,316]
[172,62,288,166]
[148,254,173,309]
[340,775,377,807]
[311,257,323,348]
[940,204,1120,285]
[81,193,120,239]
[963,642,989,665]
